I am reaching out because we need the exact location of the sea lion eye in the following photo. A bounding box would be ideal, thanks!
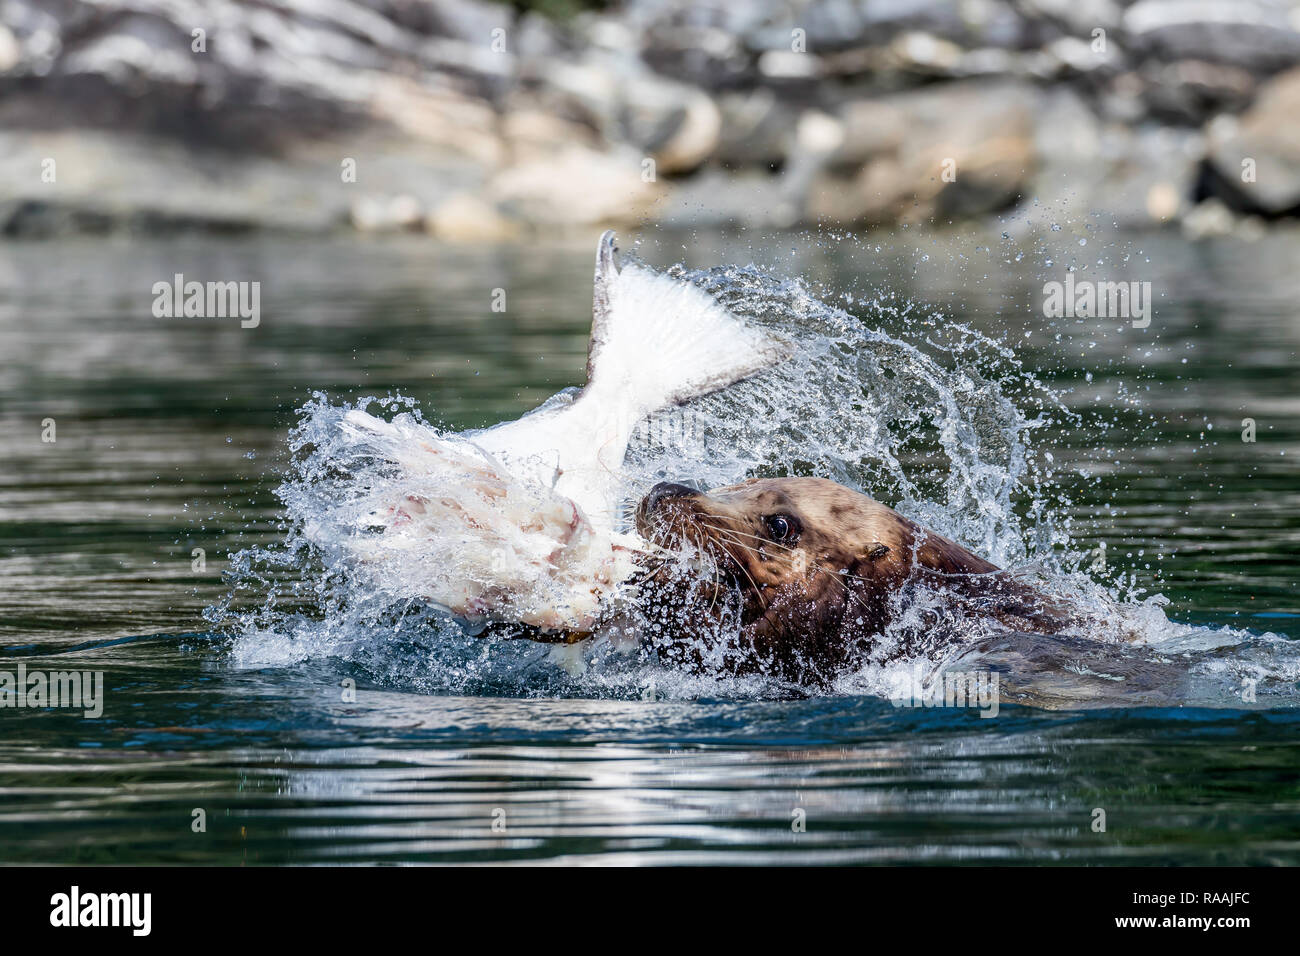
[764,514,796,542]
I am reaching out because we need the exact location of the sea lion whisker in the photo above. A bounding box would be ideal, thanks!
[813,566,875,616]
[705,562,724,616]
[695,521,878,618]
[696,522,799,554]
[702,522,769,598]
[631,538,680,559]
[698,525,872,582]
[699,526,773,611]
[659,519,877,632]
[696,520,874,590]
[700,524,876,582]
[721,526,883,587]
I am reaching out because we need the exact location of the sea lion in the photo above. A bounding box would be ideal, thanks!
[631,477,1071,685]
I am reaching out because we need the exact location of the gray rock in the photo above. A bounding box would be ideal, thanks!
[1140,59,1257,123]
[1205,66,1300,214]
[1122,0,1300,73]
[516,54,622,138]
[828,98,909,168]
[713,89,797,170]
[1027,84,1203,227]
[1029,85,1107,209]
[426,192,523,241]
[4,0,1299,236]
[619,73,722,175]
[1098,70,1151,124]
[809,80,1038,224]
[1045,35,1126,77]
[0,24,21,72]
[855,0,1024,47]
[511,12,571,59]
[629,1,755,89]
[406,0,515,43]
[0,127,486,235]
[1180,196,1237,238]
[1089,126,1203,226]
[1020,0,1124,35]
[0,0,516,146]
[351,193,424,232]
[488,144,666,227]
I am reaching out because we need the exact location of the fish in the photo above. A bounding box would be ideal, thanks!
[321,231,787,634]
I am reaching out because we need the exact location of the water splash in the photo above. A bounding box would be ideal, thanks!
[208,251,1296,706]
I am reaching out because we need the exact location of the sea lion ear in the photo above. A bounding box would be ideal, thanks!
[844,542,892,583]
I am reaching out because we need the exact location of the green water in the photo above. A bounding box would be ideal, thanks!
[0,229,1297,864]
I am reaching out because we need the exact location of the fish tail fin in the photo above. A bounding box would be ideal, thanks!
[584,231,787,416]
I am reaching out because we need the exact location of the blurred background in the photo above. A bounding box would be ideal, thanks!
[2,0,1299,238]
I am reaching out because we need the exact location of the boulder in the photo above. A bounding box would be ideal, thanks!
[886,31,966,77]
[6,0,1300,236]
[1204,66,1300,215]
[1020,0,1124,36]
[1140,59,1257,123]
[488,145,666,226]
[1122,0,1300,73]
[499,106,602,164]
[1027,86,1107,215]
[370,77,504,166]
[1180,196,1236,239]
[1026,86,1201,227]
[426,192,523,241]
[518,56,622,138]
[829,99,910,167]
[619,75,721,175]
[712,90,797,170]
[634,6,754,89]
[0,126,487,235]
[809,81,1037,224]
[0,24,18,73]
[351,194,424,233]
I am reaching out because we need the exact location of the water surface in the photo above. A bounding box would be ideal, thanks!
[1,229,1297,864]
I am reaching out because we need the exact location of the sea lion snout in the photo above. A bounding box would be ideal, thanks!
[636,479,804,580]
[635,480,741,561]
[642,481,699,513]
[638,480,724,539]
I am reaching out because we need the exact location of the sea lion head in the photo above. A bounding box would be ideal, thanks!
[633,476,1063,686]
[633,477,919,683]
[636,477,906,594]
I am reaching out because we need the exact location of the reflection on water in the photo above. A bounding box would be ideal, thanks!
[4,634,1298,864]
[0,230,1297,864]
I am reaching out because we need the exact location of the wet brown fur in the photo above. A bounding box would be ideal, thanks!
[633,477,1070,685]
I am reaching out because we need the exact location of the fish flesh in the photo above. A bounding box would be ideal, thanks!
[324,232,786,632]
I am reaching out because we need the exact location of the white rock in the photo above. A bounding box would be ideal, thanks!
[0,24,21,73]
[489,146,665,226]
[426,193,522,241]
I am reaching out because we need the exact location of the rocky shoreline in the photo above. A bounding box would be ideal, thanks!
[2,0,1299,239]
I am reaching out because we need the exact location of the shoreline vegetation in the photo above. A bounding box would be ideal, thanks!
[3,0,1299,240]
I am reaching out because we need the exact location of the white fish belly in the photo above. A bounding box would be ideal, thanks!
[330,408,637,631]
